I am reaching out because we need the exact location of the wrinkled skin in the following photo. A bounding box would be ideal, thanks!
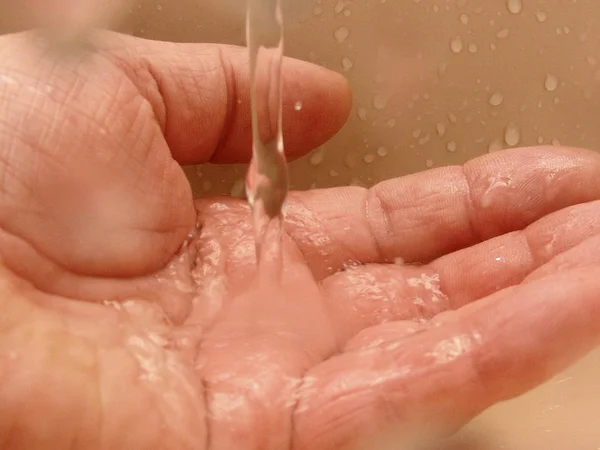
[1,30,600,450]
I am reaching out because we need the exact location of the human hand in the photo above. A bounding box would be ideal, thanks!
[1,30,600,450]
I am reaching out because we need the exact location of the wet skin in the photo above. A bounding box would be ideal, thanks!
[1,30,600,450]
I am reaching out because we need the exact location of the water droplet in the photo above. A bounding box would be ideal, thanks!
[506,0,523,14]
[468,44,478,53]
[436,122,446,137]
[535,11,547,22]
[551,138,561,146]
[310,151,324,166]
[341,56,354,70]
[412,128,422,138]
[373,93,388,110]
[446,141,457,152]
[433,4,439,12]
[294,101,303,111]
[349,177,366,187]
[496,28,510,39]
[448,112,458,124]
[504,122,521,146]
[544,73,559,92]
[489,91,504,106]
[344,10,351,16]
[156,4,163,11]
[334,0,347,14]
[460,14,469,24]
[418,134,431,145]
[230,179,245,198]
[450,36,464,53]
[425,159,434,168]
[334,26,351,43]
[313,5,323,16]
[345,154,357,168]
[376,146,388,157]
[357,108,368,120]
[329,169,339,177]
[488,139,503,153]
[363,154,375,163]
[387,118,396,127]
[586,56,598,66]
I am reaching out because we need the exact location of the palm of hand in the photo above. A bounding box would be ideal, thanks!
[2,31,600,450]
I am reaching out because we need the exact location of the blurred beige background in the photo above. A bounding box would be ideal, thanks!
[1,0,600,448]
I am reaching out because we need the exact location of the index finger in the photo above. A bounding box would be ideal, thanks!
[285,146,600,277]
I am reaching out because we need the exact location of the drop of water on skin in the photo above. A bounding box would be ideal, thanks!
[436,122,446,137]
[387,118,396,127]
[507,0,523,14]
[334,0,347,14]
[504,122,521,146]
[373,93,388,110]
[329,169,339,177]
[412,128,422,138]
[551,138,561,146]
[363,154,375,163]
[460,14,469,24]
[156,4,163,11]
[446,141,457,152]
[450,36,464,53]
[586,56,598,66]
[334,26,351,43]
[468,44,478,53]
[488,139,504,153]
[310,151,324,166]
[489,91,504,106]
[433,4,439,12]
[448,112,458,124]
[496,28,510,39]
[418,134,431,145]
[425,159,434,168]
[345,154,357,168]
[294,101,303,111]
[376,146,388,157]
[230,179,246,198]
[536,11,547,22]
[312,5,323,16]
[341,56,354,70]
[544,73,559,92]
[357,108,368,120]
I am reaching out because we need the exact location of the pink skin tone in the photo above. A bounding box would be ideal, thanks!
[0,29,600,450]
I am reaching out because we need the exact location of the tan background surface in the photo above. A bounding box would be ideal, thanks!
[1,0,599,448]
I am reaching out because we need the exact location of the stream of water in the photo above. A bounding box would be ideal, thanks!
[245,0,289,282]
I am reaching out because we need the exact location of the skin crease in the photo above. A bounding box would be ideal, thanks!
[0,29,600,450]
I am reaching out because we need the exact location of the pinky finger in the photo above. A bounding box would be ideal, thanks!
[292,265,600,450]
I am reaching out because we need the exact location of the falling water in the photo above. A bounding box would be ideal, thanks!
[245,0,289,282]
